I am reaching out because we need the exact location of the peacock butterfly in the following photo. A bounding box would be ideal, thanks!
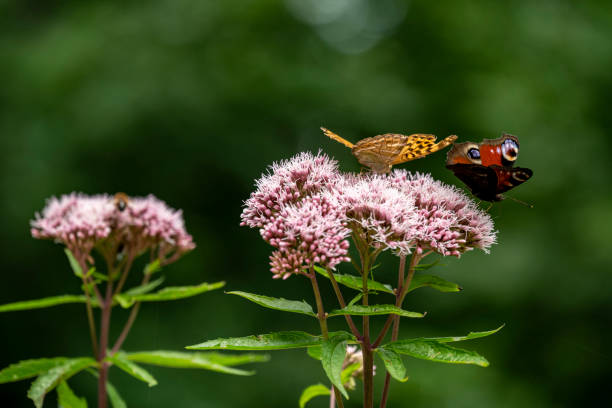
[445,133,533,202]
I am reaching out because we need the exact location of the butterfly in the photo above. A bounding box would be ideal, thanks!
[445,133,533,202]
[322,127,457,174]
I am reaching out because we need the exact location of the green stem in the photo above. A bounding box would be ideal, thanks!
[309,269,345,408]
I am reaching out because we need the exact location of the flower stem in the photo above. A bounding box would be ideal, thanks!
[326,267,362,339]
[361,252,374,408]
[378,253,420,408]
[309,269,345,408]
[111,272,151,353]
[97,278,114,408]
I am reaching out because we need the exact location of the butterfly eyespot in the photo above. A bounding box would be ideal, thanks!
[467,148,481,160]
[502,139,519,163]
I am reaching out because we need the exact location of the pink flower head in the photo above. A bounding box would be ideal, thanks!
[390,170,496,256]
[240,151,341,229]
[31,193,115,255]
[31,193,195,264]
[330,173,418,256]
[117,195,196,259]
[266,195,350,279]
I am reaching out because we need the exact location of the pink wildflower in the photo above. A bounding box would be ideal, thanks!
[31,193,195,264]
[329,173,418,256]
[267,196,350,279]
[240,152,341,229]
[390,170,496,256]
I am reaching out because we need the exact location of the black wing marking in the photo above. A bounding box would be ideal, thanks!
[446,163,499,201]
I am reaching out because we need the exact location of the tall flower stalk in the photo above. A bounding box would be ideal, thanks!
[189,151,503,408]
[1,193,267,408]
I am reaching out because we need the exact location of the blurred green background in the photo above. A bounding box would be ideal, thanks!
[1,0,611,406]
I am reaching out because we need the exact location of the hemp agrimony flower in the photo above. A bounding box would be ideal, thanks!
[190,150,502,408]
[2,192,265,408]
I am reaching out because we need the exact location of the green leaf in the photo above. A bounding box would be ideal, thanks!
[65,249,84,278]
[107,354,157,387]
[122,277,165,296]
[106,381,126,408]
[383,340,489,367]
[424,325,504,343]
[0,357,69,384]
[407,274,462,293]
[321,335,349,399]
[414,260,441,271]
[194,352,270,367]
[57,381,88,408]
[376,348,408,382]
[187,331,323,351]
[125,351,267,376]
[299,384,331,408]
[0,295,93,313]
[314,266,393,294]
[27,357,96,408]
[347,293,363,306]
[144,259,162,275]
[227,291,316,317]
[115,281,225,308]
[328,304,424,318]
[340,362,360,384]
[307,346,322,361]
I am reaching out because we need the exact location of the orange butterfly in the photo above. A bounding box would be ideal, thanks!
[322,127,457,174]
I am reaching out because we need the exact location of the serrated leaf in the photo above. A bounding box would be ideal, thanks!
[65,249,84,278]
[0,357,69,384]
[0,295,93,313]
[107,354,157,387]
[424,325,504,343]
[328,304,424,318]
[106,381,126,408]
[383,340,489,367]
[407,274,462,293]
[27,358,96,408]
[321,336,349,399]
[414,260,441,271]
[187,331,323,351]
[144,259,162,275]
[227,291,316,317]
[314,266,394,294]
[115,281,225,308]
[299,384,331,408]
[376,348,408,382]
[125,351,267,376]
[307,346,322,361]
[57,380,88,408]
[122,277,165,296]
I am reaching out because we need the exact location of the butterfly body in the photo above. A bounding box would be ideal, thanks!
[322,127,457,174]
[446,134,533,202]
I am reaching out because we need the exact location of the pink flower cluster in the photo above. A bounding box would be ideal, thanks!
[390,170,496,256]
[241,152,497,279]
[31,193,195,262]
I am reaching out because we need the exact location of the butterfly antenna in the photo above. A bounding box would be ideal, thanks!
[321,127,354,149]
[505,196,534,208]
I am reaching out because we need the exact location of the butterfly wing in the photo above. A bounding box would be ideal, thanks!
[393,134,458,164]
[446,163,500,201]
[352,134,409,173]
[490,165,533,194]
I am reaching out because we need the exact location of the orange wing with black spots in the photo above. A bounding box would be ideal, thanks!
[445,133,533,202]
[322,128,456,174]
[392,134,458,164]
